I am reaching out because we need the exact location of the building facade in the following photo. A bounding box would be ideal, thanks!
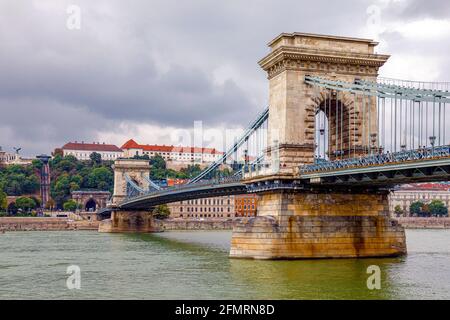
[71,190,111,221]
[121,139,223,168]
[0,147,33,166]
[168,195,235,219]
[235,194,258,217]
[389,183,450,216]
[0,147,15,164]
[60,142,123,161]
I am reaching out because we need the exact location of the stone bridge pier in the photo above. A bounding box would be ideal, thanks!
[230,188,406,259]
[230,33,406,259]
[99,159,159,233]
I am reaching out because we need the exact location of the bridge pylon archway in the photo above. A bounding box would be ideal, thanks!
[259,32,388,174]
[111,159,151,205]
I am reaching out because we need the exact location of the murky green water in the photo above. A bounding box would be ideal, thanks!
[0,229,449,299]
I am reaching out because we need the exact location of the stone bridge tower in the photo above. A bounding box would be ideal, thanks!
[230,33,406,260]
[111,159,151,205]
[259,33,389,173]
[99,159,157,233]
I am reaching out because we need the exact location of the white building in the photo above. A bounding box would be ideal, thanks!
[0,147,33,166]
[389,183,450,216]
[121,139,223,166]
[60,142,123,161]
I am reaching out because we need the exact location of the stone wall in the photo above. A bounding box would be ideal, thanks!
[155,219,234,231]
[395,217,450,229]
[0,217,72,231]
[98,211,159,233]
[0,217,100,231]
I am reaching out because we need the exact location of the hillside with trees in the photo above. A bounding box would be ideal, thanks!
[0,152,232,214]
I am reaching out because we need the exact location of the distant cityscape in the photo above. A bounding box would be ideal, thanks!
[0,139,256,222]
[1,139,449,221]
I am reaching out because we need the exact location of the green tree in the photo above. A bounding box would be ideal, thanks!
[15,197,37,212]
[63,200,78,212]
[133,154,150,160]
[86,167,114,191]
[410,201,424,217]
[0,188,7,211]
[429,200,448,217]
[90,152,102,165]
[394,205,404,217]
[7,202,17,215]
[153,204,171,220]
[0,165,40,196]
[149,154,167,180]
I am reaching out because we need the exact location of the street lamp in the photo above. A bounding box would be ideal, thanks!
[429,136,436,156]
[370,133,377,155]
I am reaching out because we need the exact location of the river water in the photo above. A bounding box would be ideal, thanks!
[0,229,449,299]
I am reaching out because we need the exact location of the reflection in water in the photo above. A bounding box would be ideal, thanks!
[0,230,449,299]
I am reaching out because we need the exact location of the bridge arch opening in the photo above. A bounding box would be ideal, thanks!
[314,95,353,161]
[85,198,97,212]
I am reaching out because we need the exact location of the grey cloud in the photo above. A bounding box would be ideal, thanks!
[398,0,450,20]
[1,0,448,156]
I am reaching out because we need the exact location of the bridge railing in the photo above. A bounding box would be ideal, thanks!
[125,175,243,200]
[299,145,450,175]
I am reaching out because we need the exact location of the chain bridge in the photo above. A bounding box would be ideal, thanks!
[99,33,450,260]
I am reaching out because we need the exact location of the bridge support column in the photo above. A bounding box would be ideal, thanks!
[98,210,160,233]
[230,190,406,259]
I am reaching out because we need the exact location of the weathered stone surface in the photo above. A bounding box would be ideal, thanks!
[98,211,160,233]
[154,219,234,230]
[260,33,388,173]
[230,191,407,259]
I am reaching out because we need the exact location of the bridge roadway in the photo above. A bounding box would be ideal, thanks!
[97,148,450,221]
[118,178,247,210]
[299,146,450,186]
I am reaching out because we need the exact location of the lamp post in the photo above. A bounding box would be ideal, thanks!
[429,136,436,156]
[370,133,377,155]
[36,154,51,214]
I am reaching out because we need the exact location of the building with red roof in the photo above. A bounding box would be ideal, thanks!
[60,141,123,161]
[121,139,223,167]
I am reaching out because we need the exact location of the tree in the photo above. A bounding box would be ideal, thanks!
[394,205,404,217]
[133,154,150,160]
[150,154,166,170]
[90,152,102,165]
[410,201,424,217]
[0,188,7,211]
[7,202,17,215]
[15,197,37,212]
[150,154,167,180]
[63,200,78,212]
[429,200,448,217]
[45,198,56,211]
[153,204,171,220]
[0,165,40,196]
[421,203,431,217]
[180,164,202,178]
[85,167,114,191]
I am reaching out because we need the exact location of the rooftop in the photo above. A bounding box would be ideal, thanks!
[121,139,223,154]
[62,142,122,152]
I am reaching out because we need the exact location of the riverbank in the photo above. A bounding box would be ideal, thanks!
[395,217,450,229]
[155,218,235,230]
[3,216,449,232]
[0,217,99,231]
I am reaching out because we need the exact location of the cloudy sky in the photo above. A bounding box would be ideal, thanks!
[0,0,449,156]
